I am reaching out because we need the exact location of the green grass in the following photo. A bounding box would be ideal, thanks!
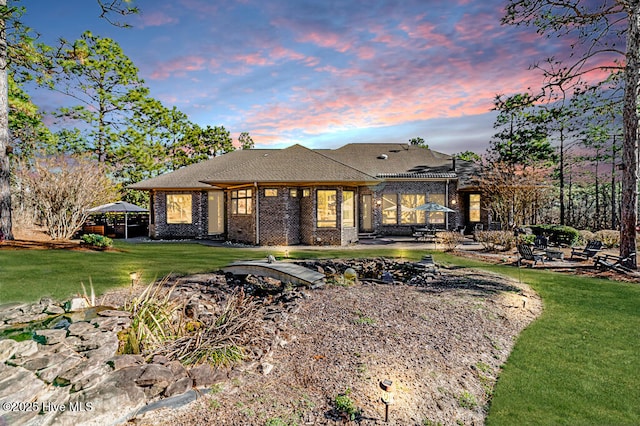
[0,243,638,424]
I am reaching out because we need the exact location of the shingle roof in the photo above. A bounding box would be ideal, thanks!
[128,149,271,190]
[321,143,455,177]
[129,143,478,190]
[200,144,378,186]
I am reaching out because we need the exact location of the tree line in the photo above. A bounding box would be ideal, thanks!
[1,1,253,239]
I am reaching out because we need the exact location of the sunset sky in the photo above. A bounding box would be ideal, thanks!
[22,0,576,154]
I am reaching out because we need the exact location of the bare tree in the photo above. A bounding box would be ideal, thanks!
[14,155,117,239]
[503,0,638,268]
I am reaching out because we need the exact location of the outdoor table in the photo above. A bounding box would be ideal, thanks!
[546,248,564,261]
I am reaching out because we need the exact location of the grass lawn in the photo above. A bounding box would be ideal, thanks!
[0,242,638,424]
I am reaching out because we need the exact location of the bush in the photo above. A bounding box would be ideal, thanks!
[437,231,465,251]
[334,389,360,421]
[594,230,620,248]
[577,230,596,246]
[81,233,113,248]
[475,230,516,252]
[527,225,580,246]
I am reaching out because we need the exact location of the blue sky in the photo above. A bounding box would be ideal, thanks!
[21,0,577,154]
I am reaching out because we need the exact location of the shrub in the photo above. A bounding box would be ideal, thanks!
[577,230,596,245]
[527,225,580,246]
[475,230,516,252]
[334,389,360,421]
[81,233,113,248]
[594,230,620,248]
[438,231,465,251]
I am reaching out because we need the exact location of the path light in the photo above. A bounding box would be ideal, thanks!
[343,267,357,284]
[380,379,394,422]
[129,271,139,287]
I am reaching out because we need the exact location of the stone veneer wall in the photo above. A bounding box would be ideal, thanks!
[150,190,208,239]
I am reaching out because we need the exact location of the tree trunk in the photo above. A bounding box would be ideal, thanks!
[620,4,640,268]
[0,0,14,240]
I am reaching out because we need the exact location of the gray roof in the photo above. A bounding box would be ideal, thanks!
[200,144,378,186]
[129,143,478,190]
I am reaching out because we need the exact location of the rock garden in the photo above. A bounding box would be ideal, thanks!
[0,257,541,425]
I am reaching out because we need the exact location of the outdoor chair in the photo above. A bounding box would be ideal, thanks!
[517,243,544,266]
[570,240,603,260]
[533,235,548,253]
[593,253,637,275]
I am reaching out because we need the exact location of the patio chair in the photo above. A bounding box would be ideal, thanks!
[593,253,637,275]
[533,235,548,253]
[517,244,544,266]
[570,240,603,260]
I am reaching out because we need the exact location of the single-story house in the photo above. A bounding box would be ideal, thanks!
[129,143,486,245]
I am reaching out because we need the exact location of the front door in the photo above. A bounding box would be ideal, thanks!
[208,191,225,234]
[361,194,373,232]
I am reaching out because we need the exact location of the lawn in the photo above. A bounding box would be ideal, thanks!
[0,242,638,424]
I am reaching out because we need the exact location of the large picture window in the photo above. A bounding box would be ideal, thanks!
[428,193,446,224]
[401,194,426,224]
[382,194,397,225]
[167,194,192,224]
[469,194,481,222]
[231,189,253,215]
[342,191,355,227]
[317,190,337,228]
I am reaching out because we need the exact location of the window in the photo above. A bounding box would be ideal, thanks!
[317,190,337,227]
[428,193,446,224]
[469,194,481,222]
[382,194,397,225]
[167,194,192,224]
[342,191,355,227]
[290,189,298,197]
[265,188,278,197]
[302,189,310,197]
[231,189,253,215]
[401,194,426,224]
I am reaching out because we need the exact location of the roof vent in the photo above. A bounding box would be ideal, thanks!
[377,154,388,160]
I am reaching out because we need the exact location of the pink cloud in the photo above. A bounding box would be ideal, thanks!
[150,56,208,80]
[136,11,178,28]
[297,31,353,53]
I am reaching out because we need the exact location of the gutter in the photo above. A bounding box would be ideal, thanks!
[254,182,259,245]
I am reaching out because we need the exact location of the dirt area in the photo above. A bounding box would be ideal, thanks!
[125,261,541,426]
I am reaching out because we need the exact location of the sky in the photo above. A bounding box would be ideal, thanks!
[21,0,575,154]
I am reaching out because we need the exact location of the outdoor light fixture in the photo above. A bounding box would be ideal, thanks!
[129,271,139,286]
[380,379,394,422]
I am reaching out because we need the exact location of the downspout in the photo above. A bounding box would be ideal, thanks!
[445,179,449,230]
[254,182,259,245]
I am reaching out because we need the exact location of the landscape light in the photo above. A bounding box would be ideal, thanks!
[380,379,394,422]
[129,271,139,286]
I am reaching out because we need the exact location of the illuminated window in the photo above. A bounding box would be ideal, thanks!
[428,193,445,224]
[265,188,278,197]
[290,189,298,197]
[317,190,337,228]
[401,194,426,224]
[342,191,355,227]
[167,194,192,224]
[302,189,310,197]
[469,194,481,222]
[231,189,253,215]
[382,194,397,225]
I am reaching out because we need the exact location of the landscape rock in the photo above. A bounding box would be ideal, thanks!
[34,329,67,345]
[164,377,193,397]
[109,354,145,370]
[188,364,227,387]
[66,297,89,312]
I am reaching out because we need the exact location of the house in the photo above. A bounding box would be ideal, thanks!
[129,143,485,245]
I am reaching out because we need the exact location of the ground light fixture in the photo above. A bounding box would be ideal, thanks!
[380,379,394,422]
[129,271,139,286]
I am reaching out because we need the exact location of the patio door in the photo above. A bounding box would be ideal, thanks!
[361,194,373,232]
[208,191,225,234]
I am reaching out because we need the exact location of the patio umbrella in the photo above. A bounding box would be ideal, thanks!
[412,202,455,213]
[87,201,148,239]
